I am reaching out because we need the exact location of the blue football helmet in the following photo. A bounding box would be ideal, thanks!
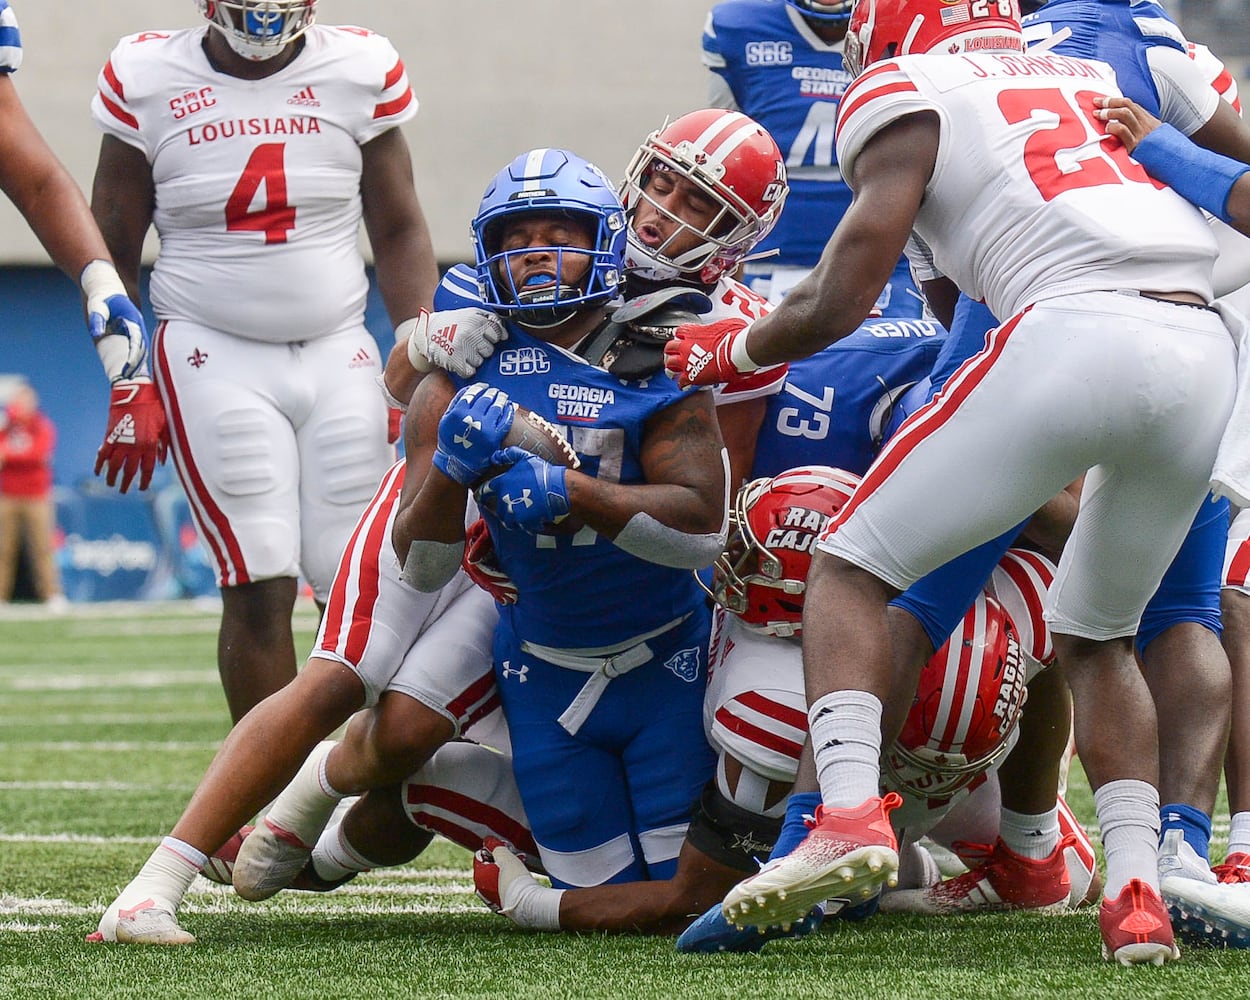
[785,0,854,22]
[197,1,316,62]
[472,148,627,328]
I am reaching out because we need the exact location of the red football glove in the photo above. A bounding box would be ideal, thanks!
[462,517,518,605]
[387,406,404,445]
[95,377,169,493]
[663,317,757,389]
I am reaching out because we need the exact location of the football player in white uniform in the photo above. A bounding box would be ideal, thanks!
[89,0,439,721]
[0,1,163,494]
[666,0,1241,965]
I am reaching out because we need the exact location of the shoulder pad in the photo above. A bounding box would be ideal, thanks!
[608,287,713,331]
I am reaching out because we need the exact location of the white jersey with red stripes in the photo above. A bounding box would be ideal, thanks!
[702,274,787,405]
[1188,41,1240,114]
[835,51,1218,320]
[92,24,416,343]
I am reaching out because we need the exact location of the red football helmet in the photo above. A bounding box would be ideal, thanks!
[707,466,859,638]
[844,0,1024,77]
[882,592,1027,801]
[620,109,788,284]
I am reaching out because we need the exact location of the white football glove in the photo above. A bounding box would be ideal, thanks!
[401,307,507,378]
[81,260,149,382]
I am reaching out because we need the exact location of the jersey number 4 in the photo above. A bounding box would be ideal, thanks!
[998,88,1156,202]
[226,143,297,244]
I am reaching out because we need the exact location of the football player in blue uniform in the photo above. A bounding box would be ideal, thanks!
[393,147,730,917]
[702,0,921,316]
[0,1,162,494]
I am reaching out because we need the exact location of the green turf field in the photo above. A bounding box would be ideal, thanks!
[1,603,1247,999]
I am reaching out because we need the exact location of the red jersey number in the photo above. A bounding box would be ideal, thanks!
[997,87,1155,202]
[225,143,297,244]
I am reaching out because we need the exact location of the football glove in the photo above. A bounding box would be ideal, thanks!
[95,377,169,493]
[462,517,518,605]
[475,447,570,533]
[402,307,508,378]
[81,260,149,382]
[663,317,758,389]
[432,382,517,487]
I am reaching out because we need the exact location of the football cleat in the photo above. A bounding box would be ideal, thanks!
[88,897,195,946]
[676,900,824,953]
[1214,852,1250,885]
[198,825,253,885]
[287,859,358,893]
[1057,796,1102,907]
[231,817,314,901]
[721,793,900,930]
[1161,833,1250,949]
[879,836,1072,915]
[1099,879,1180,965]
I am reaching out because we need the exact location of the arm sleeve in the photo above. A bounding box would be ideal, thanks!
[0,0,22,73]
[1148,43,1221,136]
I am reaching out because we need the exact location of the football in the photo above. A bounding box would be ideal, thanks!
[499,405,580,471]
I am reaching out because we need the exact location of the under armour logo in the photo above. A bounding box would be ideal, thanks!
[187,348,209,368]
[453,415,482,449]
[502,490,532,513]
[501,661,528,683]
[107,414,137,445]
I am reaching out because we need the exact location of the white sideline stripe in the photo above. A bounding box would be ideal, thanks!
[5,671,220,691]
[0,741,219,751]
[1,898,481,919]
[0,921,56,932]
[188,882,473,898]
[0,712,223,727]
[0,781,194,792]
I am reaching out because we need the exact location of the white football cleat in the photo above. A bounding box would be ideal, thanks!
[88,895,195,946]
[231,817,314,901]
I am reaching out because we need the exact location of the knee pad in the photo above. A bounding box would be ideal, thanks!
[685,780,783,874]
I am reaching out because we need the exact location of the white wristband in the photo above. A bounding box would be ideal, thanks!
[80,259,127,301]
[729,326,760,374]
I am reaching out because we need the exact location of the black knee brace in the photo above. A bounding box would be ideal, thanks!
[685,780,784,873]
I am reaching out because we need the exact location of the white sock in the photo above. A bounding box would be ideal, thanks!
[999,806,1060,860]
[125,839,203,910]
[1228,811,1250,857]
[807,690,883,809]
[264,741,347,845]
[1095,779,1160,898]
[311,820,379,882]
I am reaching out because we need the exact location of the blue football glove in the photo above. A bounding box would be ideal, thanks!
[432,382,517,487]
[476,446,570,533]
[81,260,149,382]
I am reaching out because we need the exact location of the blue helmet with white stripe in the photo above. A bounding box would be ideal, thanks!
[471,148,627,328]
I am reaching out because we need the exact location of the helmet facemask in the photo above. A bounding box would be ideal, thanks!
[198,0,316,62]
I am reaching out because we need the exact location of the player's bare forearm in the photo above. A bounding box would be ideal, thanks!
[90,135,154,301]
[743,113,937,366]
[566,392,726,539]
[0,77,114,282]
[362,128,438,323]
[391,373,465,560]
[556,841,744,935]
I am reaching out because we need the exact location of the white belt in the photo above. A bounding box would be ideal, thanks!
[520,614,689,736]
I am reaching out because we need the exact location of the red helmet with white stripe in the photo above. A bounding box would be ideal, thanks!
[882,591,1027,801]
[621,109,788,284]
[843,0,1024,77]
[708,466,859,638]
[989,547,1056,680]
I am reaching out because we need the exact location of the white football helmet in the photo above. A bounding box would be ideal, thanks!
[197,0,316,62]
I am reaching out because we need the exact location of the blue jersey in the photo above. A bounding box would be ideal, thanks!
[751,316,944,479]
[454,322,706,649]
[1022,0,1186,113]
[703,0,852,268]
[0,1,22,74]
[433,263,482,311]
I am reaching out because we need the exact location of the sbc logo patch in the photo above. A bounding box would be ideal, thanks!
[664,647,701,683]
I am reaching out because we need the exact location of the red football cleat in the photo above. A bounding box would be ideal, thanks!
[198,825,253,885]
[1213,852,1250,885]
[1099,879,1180,965]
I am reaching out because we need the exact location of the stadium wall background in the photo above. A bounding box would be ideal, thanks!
[0,2,1245,599]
